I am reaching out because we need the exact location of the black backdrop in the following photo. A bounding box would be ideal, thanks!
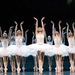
[0,0,75,71]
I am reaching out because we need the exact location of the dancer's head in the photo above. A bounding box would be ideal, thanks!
[17,30,21,36]
[37,27,43,33]
[48,36,51,41]
[3,31,7,38]
[54,31,58,36]
[69,32,72,37]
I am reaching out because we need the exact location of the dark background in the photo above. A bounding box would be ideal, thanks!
[0,0,75,71]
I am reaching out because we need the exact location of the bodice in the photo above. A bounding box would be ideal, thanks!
[36,34,44,45]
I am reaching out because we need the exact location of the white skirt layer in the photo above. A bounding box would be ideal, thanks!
[0,47,11,56]
[28,44,53,53]
[51,45,68,55]
[68,46,75,53]
[8,45,30,56]
[62,53,69,57]
[45,52,54,57]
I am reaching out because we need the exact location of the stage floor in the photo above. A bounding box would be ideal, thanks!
[0,71,74,75]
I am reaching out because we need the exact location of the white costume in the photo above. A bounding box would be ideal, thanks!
[9,36,30,56]
[28,34,52,54]
[0,39,10,56]
[52,37,68,55]
[45,42,54,57]
[68,38,75,53]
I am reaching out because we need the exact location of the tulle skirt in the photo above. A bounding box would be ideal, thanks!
[68,46,75,53]
[51,45,68,55]
[8,45,30,56]
[28,43,53,53]
[0,47,11,56]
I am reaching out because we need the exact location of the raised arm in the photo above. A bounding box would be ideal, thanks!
[32,32,35,44]
[0,27,3,40]
[8,26,14,41]
[72,22,75,39]
[58,21,62,38]
[34,17,38,35]
[66,22,69,40]
[20,21,24,38]
[14,21,18,38]
[41,17,45,35]
[25,30,28,44]
[51,21,55,39]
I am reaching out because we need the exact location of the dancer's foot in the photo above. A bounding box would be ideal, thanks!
[13,67,16,72]
[17,67,21,74]
[58,67,61,73]
[55,67,58,73]
[0,67,3,73]
[33,66,38,72]
[4,68,8,74]
[49,67,51,72]
[39,67,43,74]
[71,67,74,73]
[70,67,72,73]
[22,67,25,72]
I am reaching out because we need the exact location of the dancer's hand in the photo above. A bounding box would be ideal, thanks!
[34,17,38,21]
[41,17,45,21]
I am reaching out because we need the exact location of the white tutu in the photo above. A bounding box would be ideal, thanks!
[8,45,30,56]
[51,44,68,55]
[28,43,53,53]
[0,47,11,56]
[45,52,54,57]
[68,46,75,53]
[62,53,68,57]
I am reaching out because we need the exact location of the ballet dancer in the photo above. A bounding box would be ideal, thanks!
[21,30,28,72]
[61,27,68,71]
[32,32,38,72]
[28,17,52,73]
[66,22,75,72]
[9,32,16,72]
[51,21,67,73]
[0,27,12,73]
[45,35,54,72]
[14,21,30,73]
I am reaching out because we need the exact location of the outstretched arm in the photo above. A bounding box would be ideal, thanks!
[14,21,18,38]
[66,22,69,40]
[0,27,2,40]
[20,21,24,38]
[32,32,35,44]
[41,17,45,35]
[58,21,62,38]
[72,22,75,39]
[25,30,28,44]
[8,26,14,41]
[51,20,55,39]
[34,17,38,36]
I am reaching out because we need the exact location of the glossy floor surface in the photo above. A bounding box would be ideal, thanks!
[0,71,74,75]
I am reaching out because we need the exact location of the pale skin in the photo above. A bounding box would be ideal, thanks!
[66,22,75,72]
[34,17,45,74]
[0,27,12,73]
[14,21,24,73]
[51,20,62,73]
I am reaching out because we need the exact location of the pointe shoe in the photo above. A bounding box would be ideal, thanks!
[58,67,61,73]
[49,67,51,72]
[71,67,74,73]
[22,67,25,72]
[33,66,38,72]
[70,67,72,73]
[17,68,21,74]
[13,67,16,72]
[39,67,43,74]
[4,68,8,74]
[0,67,3,73]
[55,67,58,73]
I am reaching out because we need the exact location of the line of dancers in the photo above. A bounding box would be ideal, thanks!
[0,17,75,74]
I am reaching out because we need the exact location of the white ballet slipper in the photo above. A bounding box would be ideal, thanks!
[22,67,25,72]
[4,68,8,74]
[49,67,52,72]
[17,68,21,74]
[39,67,43,74]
